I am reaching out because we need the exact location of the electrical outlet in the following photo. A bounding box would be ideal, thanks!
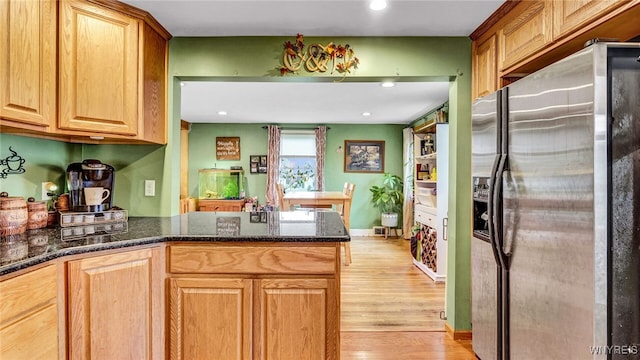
[41,182,57,201]
[145,180,155,197]
[42,183,52,201]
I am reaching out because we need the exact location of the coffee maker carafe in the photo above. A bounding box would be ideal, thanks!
[66,159,115,212]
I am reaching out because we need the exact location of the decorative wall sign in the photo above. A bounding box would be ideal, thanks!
[279,33,359,76]
[344,140,384,173]
[0,147,26,178]
[216,137,240,160]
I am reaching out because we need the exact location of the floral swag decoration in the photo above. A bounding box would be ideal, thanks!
[279,34,359,76]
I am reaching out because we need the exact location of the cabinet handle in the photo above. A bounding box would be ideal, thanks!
[443,217,448,241]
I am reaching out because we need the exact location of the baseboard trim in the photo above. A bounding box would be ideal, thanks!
[349,228,404,237]
[445,322,473,341]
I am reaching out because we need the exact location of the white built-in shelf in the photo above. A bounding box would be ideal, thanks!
[413,258,446,283]
[416,153,437,161]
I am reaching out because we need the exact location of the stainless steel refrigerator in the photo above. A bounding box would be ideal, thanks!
[471,42,640,360]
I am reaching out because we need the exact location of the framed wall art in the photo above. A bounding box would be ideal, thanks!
[259,155,268,173]
[250,155,268,174]
[250,155,260,174]
[344,140,384,173]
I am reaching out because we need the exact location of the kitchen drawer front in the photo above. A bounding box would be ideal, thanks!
[168,245,337,275]
[0,264,57,325]
[415,207,438,229]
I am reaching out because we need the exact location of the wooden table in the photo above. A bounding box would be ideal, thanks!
[282,191,352,229]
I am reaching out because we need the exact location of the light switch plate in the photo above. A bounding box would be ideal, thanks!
[144,180,155,197]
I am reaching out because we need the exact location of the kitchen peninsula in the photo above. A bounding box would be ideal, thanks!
[0,211,348,360]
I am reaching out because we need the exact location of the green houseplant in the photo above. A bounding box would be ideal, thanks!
[369,173,404,227]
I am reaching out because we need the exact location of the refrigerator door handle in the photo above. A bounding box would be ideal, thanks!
[492,154,509,268]
[487,155,502,265]
[501,170,515,257]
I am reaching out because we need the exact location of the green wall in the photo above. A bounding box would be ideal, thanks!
[0,35,473,332]
[0,134,77,202]
[168,36,473,331]
[0,134,166,215]
[188,123,404,229]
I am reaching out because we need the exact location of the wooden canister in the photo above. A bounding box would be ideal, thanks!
[0,197,28,236]
[27,201,48,229]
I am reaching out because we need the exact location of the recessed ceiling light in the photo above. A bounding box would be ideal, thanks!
[362,112,371,116]
[370,0,387,11]
[381,81,395,88]
[217,111,228,116]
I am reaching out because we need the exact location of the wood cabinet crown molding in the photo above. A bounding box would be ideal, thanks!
[86,0,172,40]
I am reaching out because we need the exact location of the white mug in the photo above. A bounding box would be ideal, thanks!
[84,187,110,206]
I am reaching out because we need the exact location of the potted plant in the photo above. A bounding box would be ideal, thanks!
[369,173,404,227]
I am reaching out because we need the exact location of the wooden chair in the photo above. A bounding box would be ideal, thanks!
[340,182,356,265]
[179,197,196,213]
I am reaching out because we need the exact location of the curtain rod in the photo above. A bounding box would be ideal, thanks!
[261,126,330,130]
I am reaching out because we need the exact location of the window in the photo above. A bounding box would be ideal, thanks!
[279,130,316,192]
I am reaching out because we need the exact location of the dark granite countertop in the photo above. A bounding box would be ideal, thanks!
[0,211,350,276]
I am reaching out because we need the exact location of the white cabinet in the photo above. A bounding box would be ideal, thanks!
[413,123,448,283]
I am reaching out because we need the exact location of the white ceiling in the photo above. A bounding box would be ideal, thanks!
[180,81,451,124]
[122,0,504,124]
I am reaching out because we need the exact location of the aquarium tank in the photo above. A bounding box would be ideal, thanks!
[198,169,244,199]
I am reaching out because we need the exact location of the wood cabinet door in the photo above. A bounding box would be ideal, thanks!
[0,0,56,127]
[552,0,629,40]
[255,278,339,360]
[140,23,168,144]
[0,264,59,359]
[498,0,554,71]
[472,34,498,99]
[169,277,253,360]
[67,248,161,360]
[58,0,139,136]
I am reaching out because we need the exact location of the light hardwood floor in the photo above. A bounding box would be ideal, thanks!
[340,235,475,359]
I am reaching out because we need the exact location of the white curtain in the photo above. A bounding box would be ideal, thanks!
[265,125,281,206]
[315,126,327,191]
[402,127,414,239]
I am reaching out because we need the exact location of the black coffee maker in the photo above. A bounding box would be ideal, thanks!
[66,159,115,212]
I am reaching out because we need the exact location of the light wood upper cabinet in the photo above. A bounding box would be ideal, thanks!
[0,0,56,128]
[67,247,164,360]
[471,0,640,100]
[472,34,498,98]
[140,23,168,144]
[1,0,169,143]
[552,0,629,40]
[498,0,554,71]
[59,0,139,136]
[0,264,60,359]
